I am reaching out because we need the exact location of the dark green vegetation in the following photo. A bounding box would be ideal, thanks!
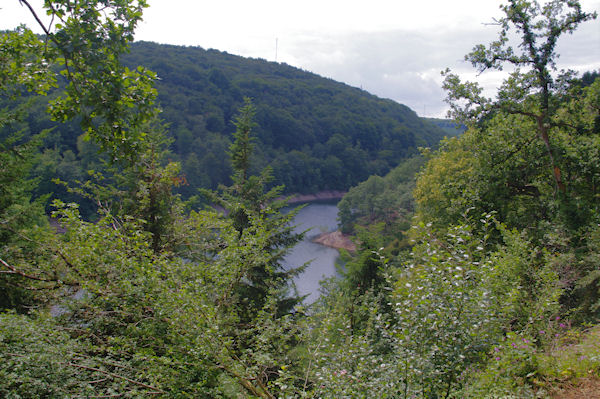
[2,36,447,213]
[1,0,599,398]
[334,0,600,396]
[125,41,446,194]
[337,155,424,236]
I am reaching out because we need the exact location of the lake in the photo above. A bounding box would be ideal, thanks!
[283,201,341,303]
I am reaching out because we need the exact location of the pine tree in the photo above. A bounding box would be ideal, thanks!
[206,97,305,318]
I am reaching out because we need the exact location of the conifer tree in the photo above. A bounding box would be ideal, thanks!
[206,98,305,318]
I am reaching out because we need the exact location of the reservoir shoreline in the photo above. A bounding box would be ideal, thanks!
[283,201,341,303]
[312,230,356,252]
[281,190,346,204]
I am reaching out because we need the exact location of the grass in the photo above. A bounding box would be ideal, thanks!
[537,324,600,398]
[458,323,600,398]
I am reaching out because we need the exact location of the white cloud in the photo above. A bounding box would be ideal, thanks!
[2,0,599,117]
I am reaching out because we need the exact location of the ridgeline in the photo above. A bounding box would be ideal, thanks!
[4,40,447,211]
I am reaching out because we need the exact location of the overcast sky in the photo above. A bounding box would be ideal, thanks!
[3,0,600,117]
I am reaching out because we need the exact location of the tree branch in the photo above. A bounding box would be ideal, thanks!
[0,257,55,282]
[0,222,84,279]
[65,362,164,394]
[18,0,52,37]
[217,364,274,399]
[490,131,538,168]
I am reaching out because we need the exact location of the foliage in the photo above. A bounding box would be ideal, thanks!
[419,0,599,324]
[0,27,55,97]
[443,0,597,198]
[2,37,447,203]
[115,117,185,253]
[403,1,600,395]
[538,324,600,381]
[0,311,167,398]
[569,222,600,321]
[37,0,158,163]
[339,223,387,298]
[203,98,304,323]
[458,331,541,398]
[0,27,56,311]
[460,323,600,398]
[304,215,561,398]
[126,41,444,193]
[388,220,534,397]
[417,75,600,236]
[338,155,424,235]
[2,0,599,397]
[1,196,306,396]
[230,97,257,185]
[414,138,478,229]
[0,127,51,311]
[301,285,406,398]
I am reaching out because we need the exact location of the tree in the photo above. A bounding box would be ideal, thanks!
[0,2,323,397]
[0,130,52,311]
[230,97,257,186]
[430,0,599,235]
[184,99,309,395]
[18,0,158,163]
[0,27,57,311]
[341,224,387,296]
[17,0,191,254]
[338,155,423,234]
[205,99,304,317]
[1,1,211,395]
[115,118,185,254]
[443,0,596,195]
[419,0,600,326]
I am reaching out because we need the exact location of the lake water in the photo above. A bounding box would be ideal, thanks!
[283,201,341,303]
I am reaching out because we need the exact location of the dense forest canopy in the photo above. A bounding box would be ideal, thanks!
[1,38,447,214]
[1,0,599,397]
[126,41,445,194]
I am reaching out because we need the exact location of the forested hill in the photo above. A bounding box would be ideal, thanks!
[5,39,448,208]
[121,41,446,195]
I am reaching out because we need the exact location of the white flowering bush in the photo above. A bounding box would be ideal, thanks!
[301,215,562,398]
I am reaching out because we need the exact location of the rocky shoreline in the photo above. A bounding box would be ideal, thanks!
[312,230,356,252]
[282,190,347,204]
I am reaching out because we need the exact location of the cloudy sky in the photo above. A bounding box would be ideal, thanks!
[3,0,600,117]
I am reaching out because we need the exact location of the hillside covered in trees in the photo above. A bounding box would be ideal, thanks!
[2,38,447,212]
[124,42,447,193]
[1,0,599,398]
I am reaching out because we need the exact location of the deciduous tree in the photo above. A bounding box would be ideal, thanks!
[443,0,596,195]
